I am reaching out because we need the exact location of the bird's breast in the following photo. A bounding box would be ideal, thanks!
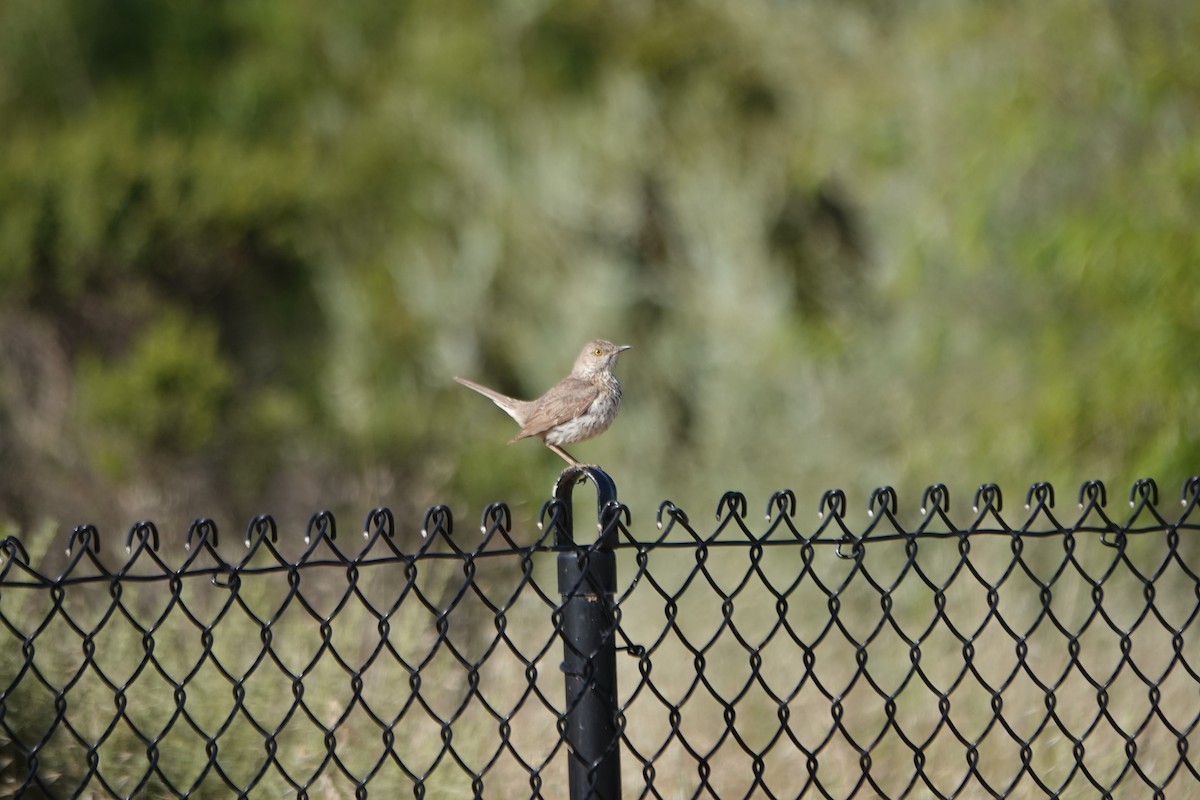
[543,379,621,446]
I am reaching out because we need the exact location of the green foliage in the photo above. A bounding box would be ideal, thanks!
[0,0,1195,529]
[78,311,233,475]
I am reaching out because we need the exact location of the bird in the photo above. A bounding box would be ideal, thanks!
[455,339,632,466]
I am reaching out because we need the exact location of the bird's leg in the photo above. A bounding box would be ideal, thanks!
[545,442,583,467]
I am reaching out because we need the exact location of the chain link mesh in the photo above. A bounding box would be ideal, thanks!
[1,476,1198,798]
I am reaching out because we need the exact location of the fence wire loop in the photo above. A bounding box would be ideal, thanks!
[715,491,748,522]
[210,564,238,590]
[615,631,647,658]
[835,534,862,560]
[1184,476,1200,509]
[919,483,950,515]
[480,502,512,537]
[185,518,219,550]
[600,499,631,536]
[656,500,690,531]
[125,520,160,554]
[1024,481,1055,511]
[362,506,395,543]
[419,504,452,539]
[244,514,278,550]
[818,488,847,520]
[766,489,797,523]
[1078,478,1108,509]
[304,510,337,544]
[482,502,527,550]
[1073,479,1127,547]
[972,483,1003,515]
[0,537,30,576]
[1124,477,1172,537]
[538,498,568,534]
[867,486,898,519]
[66,523,100,557]
[1131,477,1159,507]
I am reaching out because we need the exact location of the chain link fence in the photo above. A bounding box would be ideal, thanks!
[2,470,1199,798]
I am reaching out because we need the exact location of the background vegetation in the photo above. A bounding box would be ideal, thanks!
[2,1,1197,542]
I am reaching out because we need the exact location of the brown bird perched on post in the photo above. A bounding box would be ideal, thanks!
[454,339,632,466]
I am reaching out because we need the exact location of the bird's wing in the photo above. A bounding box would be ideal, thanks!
[509,378,598,441]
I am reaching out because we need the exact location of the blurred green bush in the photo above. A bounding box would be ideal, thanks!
[0,0,1196,537]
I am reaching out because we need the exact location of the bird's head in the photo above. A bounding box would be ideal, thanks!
[574,339,632,377]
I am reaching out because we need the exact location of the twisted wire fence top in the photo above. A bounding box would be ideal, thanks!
[1,475,1199,799]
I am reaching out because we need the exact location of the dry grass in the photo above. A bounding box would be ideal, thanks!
[2,523,1198,798]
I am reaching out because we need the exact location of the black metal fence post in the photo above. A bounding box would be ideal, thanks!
[553,466,623,800]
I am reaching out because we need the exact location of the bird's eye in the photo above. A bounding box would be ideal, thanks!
[593,348,603,356]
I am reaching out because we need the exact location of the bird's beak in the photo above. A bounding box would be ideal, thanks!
[617,344,633,352]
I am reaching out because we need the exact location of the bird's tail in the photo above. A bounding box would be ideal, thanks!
[453,376,524,423]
